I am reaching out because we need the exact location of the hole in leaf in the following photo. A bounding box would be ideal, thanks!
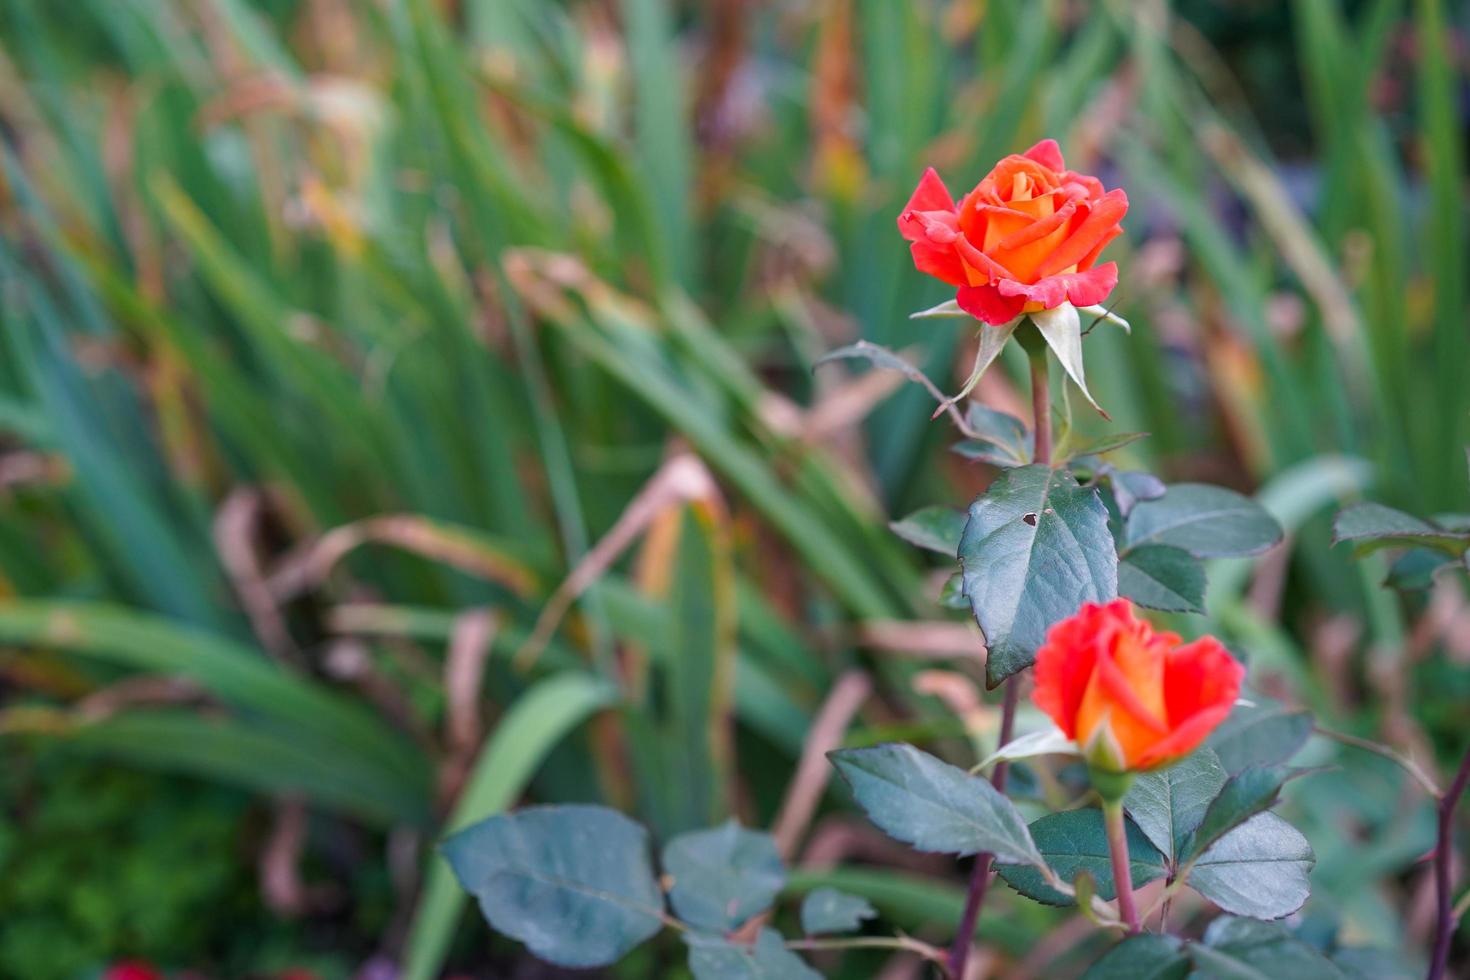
[1022,513,1038,526]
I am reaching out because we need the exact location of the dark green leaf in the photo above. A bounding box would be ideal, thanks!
[685,928,821,980]
[1111,470,1166,517]
[799,887,877,935]
[1119,545,1207,614]
[442,805,664,968]
[1183,766,1314,861]
[1384,548,1456,590]
[1207,698,1313,774]
[1192,916,1345,979]
[1123,748,1227,861]
[965,403,1030,451]
[1063,430,1150,460]
[1187,813,1314,919]
[829,744,1042,864]
[939,572,969,610]
[951,404,1033,468]
[889,506,968,556]
[1124,484,1283,558]
[996,809,1165,906]
[1331,947,1419,980]
[1080,934,1190,980]
[1332,502,1470,557]
[952,438,1031,468]
[958,465,1117,686]
[663,821,785,931]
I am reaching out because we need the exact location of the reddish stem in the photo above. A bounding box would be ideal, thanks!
[1429,745,1470,980]
[948,680,1019,978]
[948,348,1047,978]
[1104,799,1141,934]
[1030,347,1052,463]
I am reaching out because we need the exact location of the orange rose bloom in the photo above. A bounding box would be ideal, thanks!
[1032,599,1244,772]
[897,139,1128,324]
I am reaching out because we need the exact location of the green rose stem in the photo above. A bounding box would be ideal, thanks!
[1101,796,1141,934]
[947,326,1052,979]
[1429,745,1470,980]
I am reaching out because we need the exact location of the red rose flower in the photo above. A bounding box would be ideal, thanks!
[1032,599,1243,772]
[897,140,1128,325]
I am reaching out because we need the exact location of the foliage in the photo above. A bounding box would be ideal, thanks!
[0,0,1466,974]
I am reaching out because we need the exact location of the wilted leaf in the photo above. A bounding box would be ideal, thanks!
[829,743,1042,864]
[814,341,914,375]
[442,805,664,968]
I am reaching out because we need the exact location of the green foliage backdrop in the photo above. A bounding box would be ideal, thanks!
[0,0,1465,976]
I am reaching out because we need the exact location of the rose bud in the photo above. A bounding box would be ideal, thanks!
[1032,599,1244,774]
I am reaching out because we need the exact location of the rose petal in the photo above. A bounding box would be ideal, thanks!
[1023,138,1066,172]
[1034,188,1129,278]
[959,198,1031,250]
[956,283,1026,325]
[1076,226,1123,272]
[903,208,961,244]
[1133,703,1234,770]
[1033,601,1126,738]
[1163,637,1244,723]
[909,241,967,287]
[898,167,956,241]
[953,235,1018,282]
[995,264,1118,310]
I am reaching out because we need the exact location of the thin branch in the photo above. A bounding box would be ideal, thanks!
[828,341,983,440]
[1103,799,1141,933]
[1429,746,1470,980]
[1314,725,1442,797]
[787,934,949,968]
[949,346,1051,978]
[948,680,1019,976]
[1029,349,1053,464]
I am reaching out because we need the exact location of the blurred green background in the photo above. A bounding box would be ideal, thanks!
[0,0,1466,976]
